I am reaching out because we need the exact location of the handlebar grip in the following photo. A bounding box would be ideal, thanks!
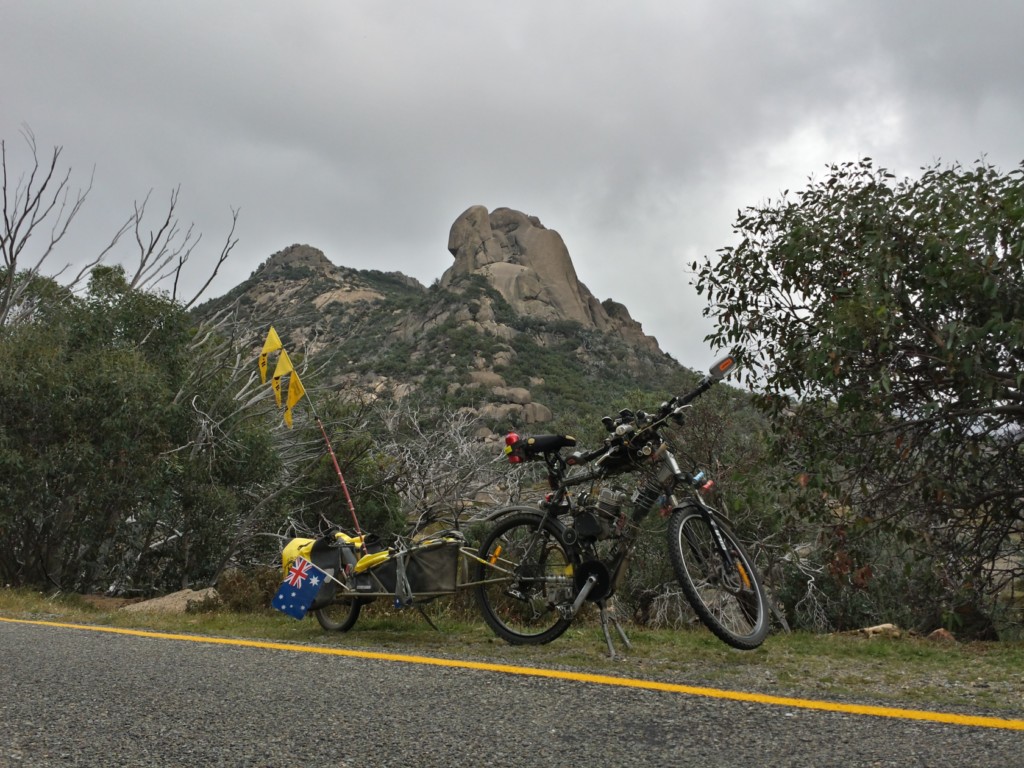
[676,376,712,406]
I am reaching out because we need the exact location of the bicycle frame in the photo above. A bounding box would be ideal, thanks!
[520,443,738,607]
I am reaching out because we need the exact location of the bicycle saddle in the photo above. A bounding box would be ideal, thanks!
[504,432,577,463]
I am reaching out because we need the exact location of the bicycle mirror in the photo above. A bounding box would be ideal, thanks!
[709,355,736,380]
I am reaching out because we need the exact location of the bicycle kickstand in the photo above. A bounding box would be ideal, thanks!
[598,599,633,658]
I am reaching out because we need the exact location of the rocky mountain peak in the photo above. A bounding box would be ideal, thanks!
[197,207,681,429]
[241,245,425,326]
[442,205,660,353]
[254,244,341,280]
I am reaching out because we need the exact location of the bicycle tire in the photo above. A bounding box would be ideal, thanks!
[667,505,769,650]
[475,512,576,645]
[313,597,365,632]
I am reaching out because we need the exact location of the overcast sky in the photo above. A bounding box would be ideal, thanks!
[3,1,1022,371]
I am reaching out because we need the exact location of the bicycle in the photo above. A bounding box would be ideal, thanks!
[474,356,769,654]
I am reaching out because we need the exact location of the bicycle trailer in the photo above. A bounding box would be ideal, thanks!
[281,530,463,611]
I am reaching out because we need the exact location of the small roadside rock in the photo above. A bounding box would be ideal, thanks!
[118,588,220,614]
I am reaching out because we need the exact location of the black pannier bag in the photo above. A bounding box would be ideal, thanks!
[307,535,346,611]
[355,534,463,603]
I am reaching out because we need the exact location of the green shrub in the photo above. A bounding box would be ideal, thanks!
[215,566,282,613]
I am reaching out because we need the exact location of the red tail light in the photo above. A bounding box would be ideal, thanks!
[504,432,522,464]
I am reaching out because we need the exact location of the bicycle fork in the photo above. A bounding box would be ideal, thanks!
[694,506,752,592]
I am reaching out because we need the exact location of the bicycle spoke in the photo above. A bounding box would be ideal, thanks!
[475,513,576,644]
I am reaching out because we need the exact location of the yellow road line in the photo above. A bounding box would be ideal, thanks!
[3,616,1022,731]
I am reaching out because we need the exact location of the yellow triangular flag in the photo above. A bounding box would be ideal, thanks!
[271,349,294,407]
[284,370,306,428]
[258,327,283,383]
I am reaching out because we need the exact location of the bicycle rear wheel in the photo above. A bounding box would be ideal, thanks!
[668,505,768,650]
[314,597,365,632]
[475,513,576,645]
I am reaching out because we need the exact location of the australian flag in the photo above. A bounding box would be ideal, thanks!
[273,556,327,619]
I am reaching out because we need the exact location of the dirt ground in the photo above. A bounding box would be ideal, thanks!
[79,594,142,610]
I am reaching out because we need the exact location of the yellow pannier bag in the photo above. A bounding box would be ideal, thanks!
[354,550,392,573]
[281,531,364,578]
[281,538,316,579]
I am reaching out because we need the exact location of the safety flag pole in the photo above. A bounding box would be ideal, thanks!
[259,326,366,552]
[305,394,366,551]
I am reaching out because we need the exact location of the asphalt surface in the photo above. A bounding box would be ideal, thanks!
[1,620,1020,767]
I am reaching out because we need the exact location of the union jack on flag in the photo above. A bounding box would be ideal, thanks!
[286,558,312,587]
[273,556,327,620]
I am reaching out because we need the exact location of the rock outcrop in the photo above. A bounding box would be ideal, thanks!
[119,588,220,614]
[443,206,660,353]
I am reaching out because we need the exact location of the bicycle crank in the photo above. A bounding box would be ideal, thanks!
[559,560,613,619]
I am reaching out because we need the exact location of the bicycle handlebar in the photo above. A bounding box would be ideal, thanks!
[504,354,737,467]
[670,354,736,409]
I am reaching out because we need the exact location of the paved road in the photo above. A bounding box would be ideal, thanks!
[1,620,1019,767]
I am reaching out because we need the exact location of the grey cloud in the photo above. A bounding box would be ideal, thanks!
[2,0,1021,370]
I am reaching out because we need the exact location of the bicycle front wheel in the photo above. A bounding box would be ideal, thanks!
[475,513,576,645]
[668,505,769,650]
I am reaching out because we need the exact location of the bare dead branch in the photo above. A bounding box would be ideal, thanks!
[181,207,239,309]
[1,127,95,325]
[64,214,134,291]
[127,187,197,292]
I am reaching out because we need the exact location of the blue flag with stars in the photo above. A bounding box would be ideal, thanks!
[273,556,327,619]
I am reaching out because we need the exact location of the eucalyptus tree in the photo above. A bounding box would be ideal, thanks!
[0,129,265,593]
[696,158,1023,634]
